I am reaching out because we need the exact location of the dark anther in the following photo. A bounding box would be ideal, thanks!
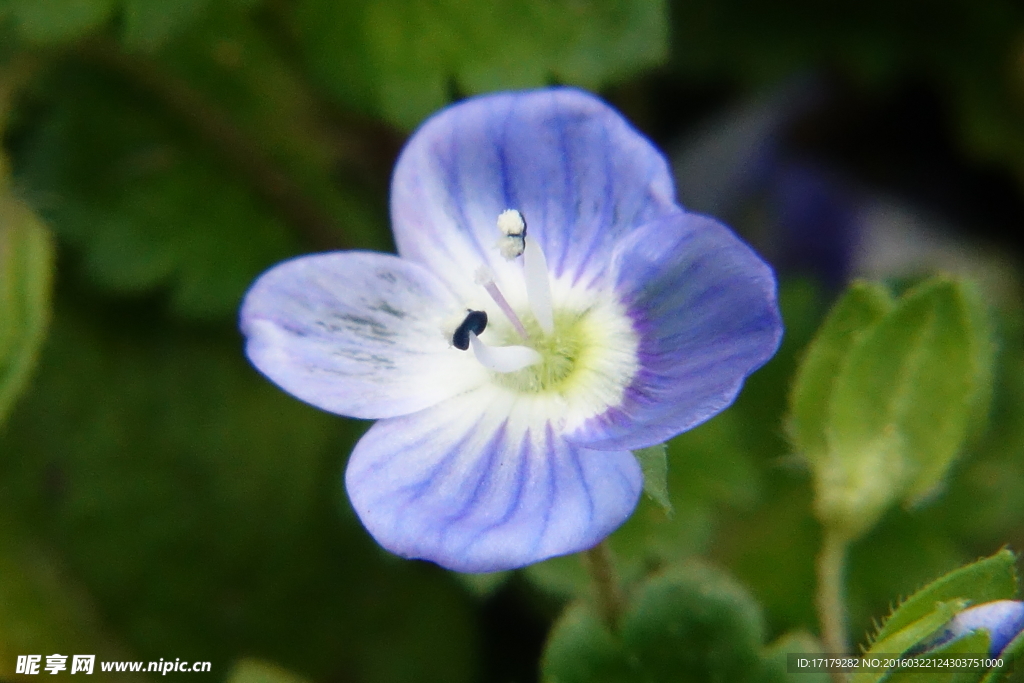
[453,310,488,350]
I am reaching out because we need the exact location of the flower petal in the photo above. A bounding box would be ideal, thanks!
[947,600,1024,657]
[391,88,678,299]
[345,389,643,573]
[240,251,488,419]
[569,212,783,450]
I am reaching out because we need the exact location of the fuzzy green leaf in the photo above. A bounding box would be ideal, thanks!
[541,602,635,683]
[18,65,302,320]
[828,278,992,503]
[852,600,969,683]
[796,277,995,537]
[789,281,893,464]
[296,0,669,129]
[155,6,388,251]
[873,550,1018,645]
[542,563,767,683]
[758,631,829,683]
[622,564,766,683]
[20,6,389,321]
[884,630,991,683]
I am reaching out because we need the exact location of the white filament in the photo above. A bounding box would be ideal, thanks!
[474,266,529,340]
[469,333,541,373]
[523,236,554,334]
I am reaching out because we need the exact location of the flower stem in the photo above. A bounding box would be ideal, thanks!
[582,541,625,632]
[817,527,851,683]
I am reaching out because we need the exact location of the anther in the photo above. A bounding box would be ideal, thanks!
[493,209,554,336]
[452,310,488,350]
[497,209,526,260]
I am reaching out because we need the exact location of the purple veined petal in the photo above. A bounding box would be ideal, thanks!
[240,251,489,420]
[567,212,783,451]
[390,88,678,300]
[345,388,643,573]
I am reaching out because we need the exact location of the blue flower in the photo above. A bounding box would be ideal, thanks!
[239,88,782,572]
[944,600,1024,657]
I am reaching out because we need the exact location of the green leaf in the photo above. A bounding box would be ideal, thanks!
[153,5,388,251]
[18,64,303,320]
[541,602,635,683]
[884,630,991,683]
[847,551,1018,683]
[542,563,768,683]
[17,7,390,320]
[796,277,995,537]
[7,0,113,43]
[226,659,311,683]
[0,189,54,428]
[872,550,1018,647]
[296,0,669,129]
[789,281,893,464]
[634,443,672,515]
[853,600,969,683]
[622,563,766,683]
[758,631,829,683]
[871,280,993,503]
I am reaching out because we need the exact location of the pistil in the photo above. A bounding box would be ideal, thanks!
[469,333,541,373]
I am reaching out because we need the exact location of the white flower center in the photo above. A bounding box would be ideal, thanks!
[448,210,640,430]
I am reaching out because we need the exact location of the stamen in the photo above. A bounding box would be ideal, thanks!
[469,333,541,373]
[451,310,488,350]
[497,209,526,260]
[474,266,529,340]
[523,235,554,334]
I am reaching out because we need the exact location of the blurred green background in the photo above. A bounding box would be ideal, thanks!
[2,0,1024,681]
